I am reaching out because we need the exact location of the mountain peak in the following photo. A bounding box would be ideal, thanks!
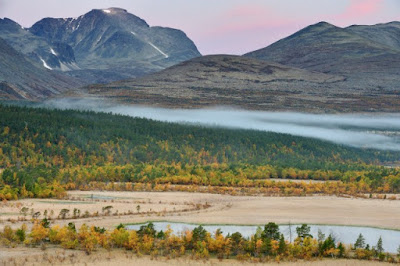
[100,7,128,14]
[87,8,128,17]
[314,21,335,27]
[0,17,23,32]
[79,7,149,28]
[277,21,338,42]
[303,21,338,33]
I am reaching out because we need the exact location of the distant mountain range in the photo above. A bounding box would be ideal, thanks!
[0,10,399,112]
[76,21,400,112]
[0,7,200,91]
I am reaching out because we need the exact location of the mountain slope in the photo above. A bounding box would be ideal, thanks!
[244,22,400,92]
[347,22,400,51]
[71,55,359,112]
[28,8,201,83]
[70,52,400,112]
[0,18,78,71]
[0,38,83,100]
[245,22,400,73]
[243,21,400,112]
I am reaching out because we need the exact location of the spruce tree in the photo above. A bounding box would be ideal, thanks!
[296,224,312,240]
[278,234,286,254]
[354,233,365,249]
[376,236,384,254]
[338,243,345,257]
[262,222,280,241]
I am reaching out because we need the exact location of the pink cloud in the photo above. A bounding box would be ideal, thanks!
[340,0,384,20]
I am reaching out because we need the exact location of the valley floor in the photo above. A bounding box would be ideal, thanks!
[1,191,400,231]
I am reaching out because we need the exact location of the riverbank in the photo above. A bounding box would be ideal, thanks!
[126,221,400,253]
[1,191,399,231]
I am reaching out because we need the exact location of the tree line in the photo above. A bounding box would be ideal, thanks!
[1,221,398,263]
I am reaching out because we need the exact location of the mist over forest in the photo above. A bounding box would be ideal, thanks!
[41,98,400,151]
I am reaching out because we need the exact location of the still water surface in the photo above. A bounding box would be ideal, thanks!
[127,222,400,253]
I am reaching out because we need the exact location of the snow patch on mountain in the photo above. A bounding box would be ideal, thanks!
[39,57,52,70]
[50,48,57,56]
[75,20,81,31]
[148,42,169,58]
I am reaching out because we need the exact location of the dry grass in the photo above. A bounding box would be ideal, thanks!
[0,247,393,266]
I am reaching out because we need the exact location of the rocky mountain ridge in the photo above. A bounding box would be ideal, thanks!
[0,8,201,85]
[28,7,201,83]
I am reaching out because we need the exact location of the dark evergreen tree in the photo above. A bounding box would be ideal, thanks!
[296,224,313,240]
[354,233,366,249]
[278,234,286,254]
[262,222,280,241]
[376,236,384,255]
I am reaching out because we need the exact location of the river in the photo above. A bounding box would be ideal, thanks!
[127,222,400,253]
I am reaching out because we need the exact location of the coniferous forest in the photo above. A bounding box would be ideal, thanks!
[1,104,399,200]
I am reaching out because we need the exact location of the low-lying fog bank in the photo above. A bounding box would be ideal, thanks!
[42,98,400,151]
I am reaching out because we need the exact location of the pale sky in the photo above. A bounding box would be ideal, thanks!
[1,0,399,55]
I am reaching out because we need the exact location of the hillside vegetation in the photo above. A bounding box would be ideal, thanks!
[0,104,399,199]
